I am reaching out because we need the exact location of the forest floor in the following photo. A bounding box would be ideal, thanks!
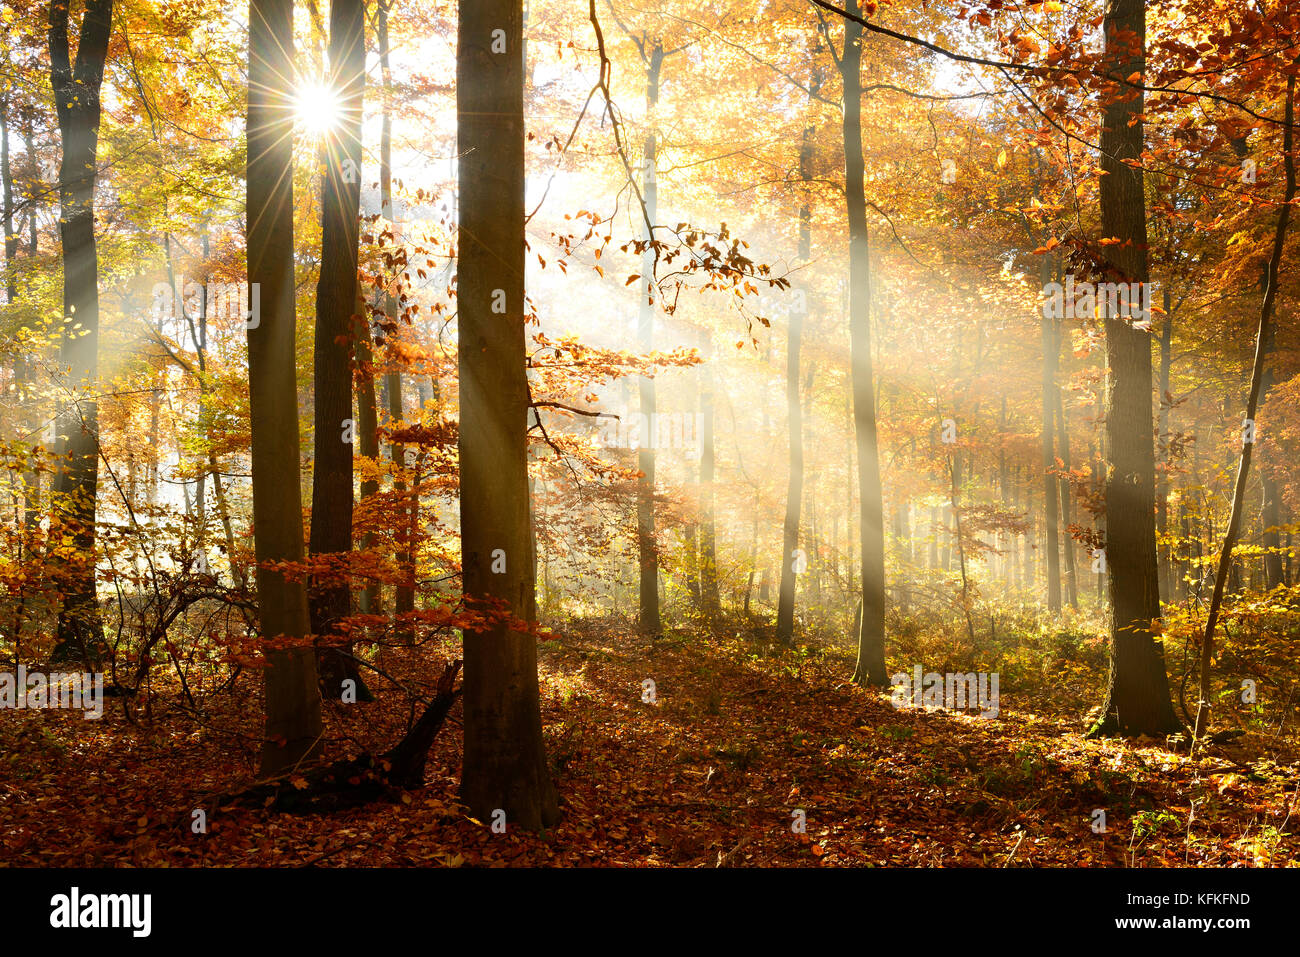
[2,620,1297,867]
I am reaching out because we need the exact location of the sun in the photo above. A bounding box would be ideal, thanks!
[294,82,343,136]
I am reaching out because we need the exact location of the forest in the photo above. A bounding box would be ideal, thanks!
[0,0,1298,878]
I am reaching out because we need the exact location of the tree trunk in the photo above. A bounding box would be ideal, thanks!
[998,396,1010,588]
[457,0,558,829]
[377,1,414,642]
[949,452,975,646]
[47,0,113,666]
[249,0,325,774]
[776,88,817,644]
[1041,261,1061,613]
[698,333,720,618]
[1194,66,1295,740]
[1090,0,1181,737]
[1054,378,1079,609]
[1258,298,1284,590]
[636,44,665,637]
[842,1,886,687]
[1,89,35,541]
[1156,285,1174,597]
[308,0,370,699]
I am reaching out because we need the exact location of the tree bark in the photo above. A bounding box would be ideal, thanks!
[698,332,720,618]
[1089,0,1181,737]
[376,1,414,642]
[47,0,113,666]
[841,1,887,687]
[636,44,665,637]
[1041,260,1061,613]
[248,0,325,774]
[1054,376,1079,609]
[1156,285,1175,597]
[457,0,558,829]
[308,0,370,699]
[776,84,818,644]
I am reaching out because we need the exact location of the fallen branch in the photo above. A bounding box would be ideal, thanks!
[217,660,462,814]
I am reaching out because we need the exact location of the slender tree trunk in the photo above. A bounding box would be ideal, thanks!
[356,1,391,620]
[998,396,1010,588]
[1258,313,1284,590]
[842,2,886,686]
[1262,469,1283,590]
[248,0,325,775]
[949,452,975,645]
[1,89,31,543]
[2,90,16,307]
[355,316,380,616]
[1090,0,1181,737]
[1093,388,1106,604]
[47,0,113,666]
[775,298,803,645]
[776,88,817,644]
[14,110,40,532]
[195,234,240,585]
[698,334,719,618]
[1055,378,1079,609]
[1194,66,1296,740]
[1156,285,1174,597]
[928,505,940,571]
[636,44,665,637]
[457,0,558,828]
[1041,261,1061,612]
[1025,481,1037,590]
[376,1,414,640]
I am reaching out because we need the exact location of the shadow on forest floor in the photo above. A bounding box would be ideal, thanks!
[1,621,1295,866]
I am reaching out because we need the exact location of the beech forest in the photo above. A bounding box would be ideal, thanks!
[2,0,1300,885]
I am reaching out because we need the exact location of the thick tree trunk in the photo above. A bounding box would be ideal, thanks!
[309,0,369,699]
[842,1,887,687]
[47,0,113,667]
[249,0,325,775]
[457,0,558,829]
[1090,0,1181,737]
